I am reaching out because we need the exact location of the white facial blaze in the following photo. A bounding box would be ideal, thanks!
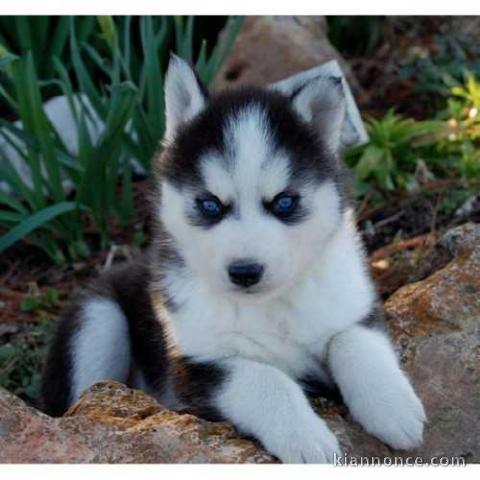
[202,106,291,205]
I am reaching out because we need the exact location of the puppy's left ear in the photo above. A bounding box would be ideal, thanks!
[164,54,208,144]
[272,76,346,153]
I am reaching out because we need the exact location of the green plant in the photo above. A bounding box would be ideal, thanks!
[0,47,136,260]
[345,110,441,197]
[20,287,59,312]
[346,74,480,205]
[0,17,96,87]
[437,74,480,178]
[0,16,243,262]
[0,318,55,402]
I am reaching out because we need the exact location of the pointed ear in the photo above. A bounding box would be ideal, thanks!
[273,76,346,153]
[164,54,207,144]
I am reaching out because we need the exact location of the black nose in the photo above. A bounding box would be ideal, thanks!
[228,261,264,288]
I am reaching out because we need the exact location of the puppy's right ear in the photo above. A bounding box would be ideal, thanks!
[164,54,207,144]
[271,74,346,154]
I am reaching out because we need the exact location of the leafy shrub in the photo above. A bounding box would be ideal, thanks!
[346,74,480,205]
[0,16,243,262]
[437,74,480,178]
[345,110,441,198]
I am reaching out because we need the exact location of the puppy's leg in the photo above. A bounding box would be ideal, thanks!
[214,357,341,463]
[42,295,131,415]
[70,297,131,401]
[328,324,426,449]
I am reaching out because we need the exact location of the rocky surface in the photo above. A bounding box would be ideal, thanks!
[1,222,479,463]
[383,223,480,463]
[213,16,360,94]
[0,381,274,463]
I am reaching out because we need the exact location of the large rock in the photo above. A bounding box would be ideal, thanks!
[0,381,274,463]
[1,223,479,463]
[383,223,480,462]
[214,16,360,94]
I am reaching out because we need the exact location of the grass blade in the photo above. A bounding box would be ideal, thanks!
[0,201,77,253]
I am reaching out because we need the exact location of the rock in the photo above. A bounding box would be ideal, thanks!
[213,16,361,95]
[0,381,274,463]
[1,223,479,463]
[370,232,453,299]
[383,223,480,463]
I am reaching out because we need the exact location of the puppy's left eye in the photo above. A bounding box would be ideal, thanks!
[268,193,299,218]
[196,196,224,219]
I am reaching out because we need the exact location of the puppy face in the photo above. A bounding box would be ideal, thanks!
[156,57,347,302]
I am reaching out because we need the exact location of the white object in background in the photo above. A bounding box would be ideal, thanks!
[0,94,103,194]
[270,59,368,148]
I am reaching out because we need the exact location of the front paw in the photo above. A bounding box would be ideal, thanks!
[263,415,342,463]
[350,378,426,450]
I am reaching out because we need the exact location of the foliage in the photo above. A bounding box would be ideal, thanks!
[0,318,55,402]
[0,16,243,262]
[0,17,96,82]
[437,74,480,178]
[20,287,59,312]
[346,75,480,202]
[399,34,480,114]
[345,110,441,197]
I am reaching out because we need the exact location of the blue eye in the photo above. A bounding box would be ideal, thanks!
[197,196,223,218]
[271,193,299,217]
[276,196,294,210]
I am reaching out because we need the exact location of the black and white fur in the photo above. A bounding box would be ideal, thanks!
[42,55,426,463]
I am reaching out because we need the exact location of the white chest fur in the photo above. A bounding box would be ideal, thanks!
[163,214,375,382]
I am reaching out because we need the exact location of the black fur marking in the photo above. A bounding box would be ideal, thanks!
[97,258,169,394]
[149,217,185,312]
[300,375,343,404]
[359,304,387,332]
[41,302,82,416]
[173,357,227,421]
[156,87,348,206]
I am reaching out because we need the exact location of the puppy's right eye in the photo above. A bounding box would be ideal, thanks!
[196,196,224,219]
[266,192,300,220]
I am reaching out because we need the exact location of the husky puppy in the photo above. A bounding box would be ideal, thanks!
[42,56,426,463]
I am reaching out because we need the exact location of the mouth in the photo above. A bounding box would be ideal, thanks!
[230,285,263,294]
[226,282,279,301]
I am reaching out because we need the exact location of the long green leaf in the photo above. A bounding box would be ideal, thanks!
[23,52,64,202]
[0,201,77,252]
